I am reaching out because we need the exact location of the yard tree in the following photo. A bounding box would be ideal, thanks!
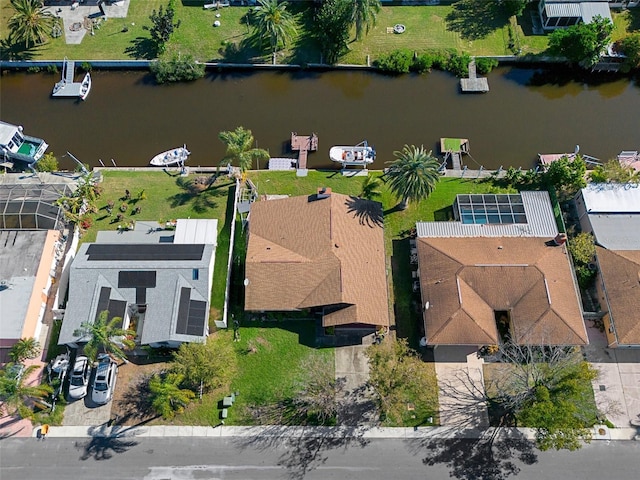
[500,0,528,17]
[478,342,601,450]
[567,232,596,266]
[0,363,52,419]
[589,158,640,184]
[149,2,181,55]
[548,15,613,67]
[9,338,40,364]
[148,372,195,419]
[8,0,53,48]
[314,0,352,64]
[384,145,441,210]
[350,0,381,41]
[171,333,236,395]
[73,310,135,363]
[251,0,297,56]
[542,154,586,200]
[366,338,438,425]
[619,34,640,72]
[218,126,270,173]
[35,152,59,172]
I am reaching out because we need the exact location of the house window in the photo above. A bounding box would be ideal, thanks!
[192,268,199,280]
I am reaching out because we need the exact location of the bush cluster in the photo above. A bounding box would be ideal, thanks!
[374,49,499,78]
[151,53,206,83]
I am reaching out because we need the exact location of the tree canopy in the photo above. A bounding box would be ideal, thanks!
[251,0,297,55]
[542,154,586,200]
[148,372,195,419]
[314,0,352,64]
[384,145,441,209]
[548,16,613,67]
[149,2,181,55]
[8,0,53,48]
[218,126,270,173]
[73,310,135,363]
[589,158,640,184]
[350,0,381,41]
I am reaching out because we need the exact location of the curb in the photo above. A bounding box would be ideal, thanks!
[34,425,639,441]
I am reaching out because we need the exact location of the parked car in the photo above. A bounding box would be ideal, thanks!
[91,355,118,405]
[68,355,90,400]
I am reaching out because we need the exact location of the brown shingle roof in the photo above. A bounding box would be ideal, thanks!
[245,193,389,327]
[418,237,587,346]
[596,247,640,346]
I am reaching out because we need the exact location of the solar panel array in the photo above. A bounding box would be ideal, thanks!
[175,287,207,336]
[87,244,205,261]
[455,194,528,225]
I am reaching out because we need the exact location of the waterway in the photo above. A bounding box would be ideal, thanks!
[1,67,639,171]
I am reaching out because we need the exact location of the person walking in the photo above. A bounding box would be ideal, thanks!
[40,424,49,440]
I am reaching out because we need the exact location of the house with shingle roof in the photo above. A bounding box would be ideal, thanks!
[58,219,218,349]
[416,191,587,347]
[244,189,390,333]
[575,183,640,347]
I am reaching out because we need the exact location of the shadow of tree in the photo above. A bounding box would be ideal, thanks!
[124,36,157,60]
[168,176,232,213]
[75,424,139,461]
[414,431,538,480]
[233,425,370,480]
[0,38,40,61]
[446,0,510,40]
[344,196,383,228]
[113,371,158,425]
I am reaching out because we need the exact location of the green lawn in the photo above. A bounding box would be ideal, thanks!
[173,322,333,425]
[82,170,234,321]
[0,3,554,63]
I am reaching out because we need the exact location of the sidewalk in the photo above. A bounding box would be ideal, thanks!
[34,424,640,441]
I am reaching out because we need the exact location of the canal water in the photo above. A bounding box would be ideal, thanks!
[1,67,639,171]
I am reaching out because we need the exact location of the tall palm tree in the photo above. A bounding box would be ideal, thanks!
[218,126,270,173]
[8,0,53,48]
[148,372,195,419]
[9,338,41,364]
[360,174,382,200]
[73,310,135,363]
[385,145,441,210]
[351,0,381,41]
[0,363,53,419]
[252,0,297,55]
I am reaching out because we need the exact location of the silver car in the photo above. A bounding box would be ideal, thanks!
[91,356,118,405]
[68,355,90,400]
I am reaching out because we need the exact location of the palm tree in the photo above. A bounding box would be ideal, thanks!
[73,310,135,363]
[252,0,297,55]
[350,0,381,41]
[385,145,441,210]
[8,0,53,48]
[148,372,195,419]
[0,363,53,419]
[218,126,270,173]
[360,174,382,200]
[9,338,41,363]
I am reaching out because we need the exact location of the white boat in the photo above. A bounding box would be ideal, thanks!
[79,72,91,101]
[149,145,190,167]
[329,141,375,165]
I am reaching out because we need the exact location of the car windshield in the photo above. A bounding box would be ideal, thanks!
[94,381,108,391]
[70,376,85,386]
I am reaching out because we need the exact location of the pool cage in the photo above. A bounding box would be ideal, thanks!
[0,183,72,230]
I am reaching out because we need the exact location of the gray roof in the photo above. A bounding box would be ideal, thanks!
[588,214,640,250]
[0,230,50,340]
[59,241,215,346]
[417,191,558,238]
[544,1,612,23]
[580,183,640,213]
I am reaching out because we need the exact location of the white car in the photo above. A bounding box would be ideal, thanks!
[68,355,91,400]
[91,356,118,405]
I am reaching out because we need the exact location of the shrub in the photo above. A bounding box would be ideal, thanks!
[150,53,205,84]
[46,64,58,74]
[476,57,499,75]
[35,152,58,172]
[444,52,472,78]
[81,62,92,72]
[411,53,434,74]
[374,49,413,74]
[80,216,93,230]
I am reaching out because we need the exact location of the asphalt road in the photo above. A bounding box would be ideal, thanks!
[2,436,640,480]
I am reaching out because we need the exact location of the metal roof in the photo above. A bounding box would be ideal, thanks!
[580,183,640,213]
[545,2,581,18]
[174,219,218,245]
[588,214,640,250]
[543,1,612,23]
[417,191,558,238]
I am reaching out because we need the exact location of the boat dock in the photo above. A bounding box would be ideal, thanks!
[290,132,318,176]
[460,59,489,93]
[52,58,90,99]
[440,138,470,170]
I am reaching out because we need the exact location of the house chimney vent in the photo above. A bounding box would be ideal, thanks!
[317,187,332,199]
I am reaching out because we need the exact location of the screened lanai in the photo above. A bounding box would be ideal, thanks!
[0,183,72,230]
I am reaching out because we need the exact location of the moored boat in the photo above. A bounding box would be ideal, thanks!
[329,140,375,165]
[0,121,49,167]
[79,73,91,101]
[149,145,190,167]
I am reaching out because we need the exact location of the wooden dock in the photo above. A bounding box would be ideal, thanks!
[440,138,470,171]
[290,132,318,176]
[460,59,489,93]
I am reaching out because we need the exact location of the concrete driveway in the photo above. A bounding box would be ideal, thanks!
[583,321,640,428]
[63,394,112,426]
